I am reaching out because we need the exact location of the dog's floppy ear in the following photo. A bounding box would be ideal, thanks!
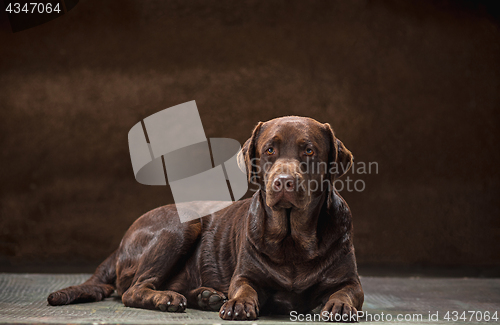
[335,138,353,178]
[324,123,353,182]
[237,122,263,183]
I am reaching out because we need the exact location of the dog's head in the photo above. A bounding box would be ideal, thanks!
[238,116,353,212]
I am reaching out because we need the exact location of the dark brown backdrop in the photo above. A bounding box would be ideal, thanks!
[0,0,499,274]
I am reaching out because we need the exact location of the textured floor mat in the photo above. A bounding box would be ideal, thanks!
[0,273,499,324]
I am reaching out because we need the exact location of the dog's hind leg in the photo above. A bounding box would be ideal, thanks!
[47,250,118,305]
[120,214,203,312]
[120,246,191,312]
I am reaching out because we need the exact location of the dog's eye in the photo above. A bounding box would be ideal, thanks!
[305,148,314,156]
[266,147,276,155]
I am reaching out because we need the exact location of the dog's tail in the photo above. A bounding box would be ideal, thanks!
[47,250,118,306]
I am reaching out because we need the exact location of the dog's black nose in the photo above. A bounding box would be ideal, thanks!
[273,175,295,192]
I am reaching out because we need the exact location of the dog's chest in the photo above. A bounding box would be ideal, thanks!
[262,258,319,294]
[264,289,317,314]
[260,262,323,314]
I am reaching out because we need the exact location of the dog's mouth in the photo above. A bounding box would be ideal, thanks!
[275,201,295,210]
[268,192,309,210]
[268,193,309,210]
[266,184,301,209]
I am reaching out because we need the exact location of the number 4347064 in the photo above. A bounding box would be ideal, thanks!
[444,311,498,322]
[6,3,61,14]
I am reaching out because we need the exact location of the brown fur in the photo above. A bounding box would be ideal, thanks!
[47,116,364,321]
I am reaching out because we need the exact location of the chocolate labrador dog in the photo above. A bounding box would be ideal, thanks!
[47,116,364,321]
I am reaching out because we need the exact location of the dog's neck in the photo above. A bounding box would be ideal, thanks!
[247,190,328,261]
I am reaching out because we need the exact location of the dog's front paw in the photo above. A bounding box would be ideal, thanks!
[219,298,259,320]
[156,291,187,313]
[196,288,226,311]
[321,299,358,322]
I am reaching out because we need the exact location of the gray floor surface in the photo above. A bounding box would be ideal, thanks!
[0,273,499,324]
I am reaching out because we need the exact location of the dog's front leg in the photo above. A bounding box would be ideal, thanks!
[219,275,259,320]
[321,281,364,322]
